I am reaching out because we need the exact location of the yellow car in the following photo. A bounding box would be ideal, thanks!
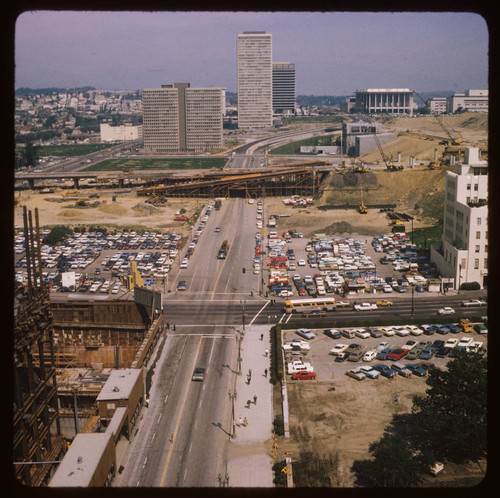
[376,300,393,307]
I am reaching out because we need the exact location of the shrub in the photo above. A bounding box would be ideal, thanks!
[272,460,287,486]
[460,281,481,291]
[273,415,284,436]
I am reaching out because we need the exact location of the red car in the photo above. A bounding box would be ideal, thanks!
[292,370,317,380]
[387,348,408,361]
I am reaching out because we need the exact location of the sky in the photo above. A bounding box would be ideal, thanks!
[14,10,489,95]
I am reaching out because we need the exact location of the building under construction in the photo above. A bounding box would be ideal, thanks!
[137,162,331,198]
[13,207,65,486]
[13,208,165,486]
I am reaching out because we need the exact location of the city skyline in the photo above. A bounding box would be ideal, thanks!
[15,11,488,95]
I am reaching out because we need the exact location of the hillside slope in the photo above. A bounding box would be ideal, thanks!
[319,167,446,225]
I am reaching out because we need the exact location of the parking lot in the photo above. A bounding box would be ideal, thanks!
[282,323,487,383]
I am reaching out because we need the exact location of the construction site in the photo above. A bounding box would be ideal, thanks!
[13,207,165,486]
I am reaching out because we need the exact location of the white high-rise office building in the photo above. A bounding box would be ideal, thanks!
[237,32,273,129]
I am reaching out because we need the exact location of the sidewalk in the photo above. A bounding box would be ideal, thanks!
[226,324,275,487]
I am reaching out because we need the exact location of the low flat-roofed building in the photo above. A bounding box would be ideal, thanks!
[96,368,145,424]
[356,88,414,115]
[100,123,142,142]
[49,432,116,487]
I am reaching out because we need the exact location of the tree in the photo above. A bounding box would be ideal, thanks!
[22,141,40,168]
[352,432,427,487]
[412,351,487,463]
[44,225,73,246]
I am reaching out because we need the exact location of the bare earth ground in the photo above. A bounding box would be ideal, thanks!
[14,190,207,235]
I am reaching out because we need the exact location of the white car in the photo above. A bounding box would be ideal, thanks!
[393,326,411,337]
[380,327,396,336]
[461,299,486,307]
[354,329,371,339]
[457,336,473,348]
[438,307,455,315]
[363,350,377,362]
[288,263,296,271]
[329,344,348,356]
[407,325,424,336]
[283,340,310,352]
[444,338,459,349]
[466,341,483,353]
[180,258,188,269]
[354,302,378,311]
[357,365,380,378]
[298,259,306,266]
[279,289,293,298]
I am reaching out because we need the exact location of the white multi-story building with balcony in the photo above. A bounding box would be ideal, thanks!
[430,147,488,289]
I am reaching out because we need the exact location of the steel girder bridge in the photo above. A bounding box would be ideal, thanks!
[136,162,331,199]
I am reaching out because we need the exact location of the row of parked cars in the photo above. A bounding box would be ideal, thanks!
[14,229,186,292]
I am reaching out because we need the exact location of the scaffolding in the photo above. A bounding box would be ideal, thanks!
[13,207,65,486]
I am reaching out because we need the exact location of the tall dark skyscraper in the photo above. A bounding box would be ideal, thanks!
[272,62,296,115]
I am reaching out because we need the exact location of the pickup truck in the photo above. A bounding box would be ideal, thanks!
[286,360,314,375]
[354,302,378,311]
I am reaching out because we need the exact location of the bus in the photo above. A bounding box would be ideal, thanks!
[284,297,336,314]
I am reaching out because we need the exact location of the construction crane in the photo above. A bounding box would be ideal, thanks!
[373,132,403,171]
[414,91,463,146]
[358,187,367,214]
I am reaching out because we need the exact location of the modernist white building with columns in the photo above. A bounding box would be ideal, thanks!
[430,147,488,290]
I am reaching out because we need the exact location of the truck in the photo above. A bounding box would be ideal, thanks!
[459,318,474,333]
[217,240,229,259]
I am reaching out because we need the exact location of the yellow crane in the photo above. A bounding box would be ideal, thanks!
[358,187,367,214]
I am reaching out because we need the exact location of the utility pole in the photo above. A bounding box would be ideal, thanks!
[228,389,237,439]
[235,334,242,375]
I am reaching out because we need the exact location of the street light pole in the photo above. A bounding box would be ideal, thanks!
[228,389,237,439]
[235,334,242,375]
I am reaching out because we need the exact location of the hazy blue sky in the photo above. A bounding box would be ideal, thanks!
[15,10,489,95]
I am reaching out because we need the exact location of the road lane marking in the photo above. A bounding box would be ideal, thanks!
[159,336,203,487]
[249,300,270,325]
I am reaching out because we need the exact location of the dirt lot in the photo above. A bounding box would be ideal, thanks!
[263,192,434,238]
[14,189,206,235]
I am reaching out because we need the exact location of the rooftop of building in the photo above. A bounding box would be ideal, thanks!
[96,368,142,402]
[48,432,113,487]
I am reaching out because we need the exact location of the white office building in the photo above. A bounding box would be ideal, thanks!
[237,32,273,129]
[447,89,488,113]
[100,123,142,143]
[430,147,488,289]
